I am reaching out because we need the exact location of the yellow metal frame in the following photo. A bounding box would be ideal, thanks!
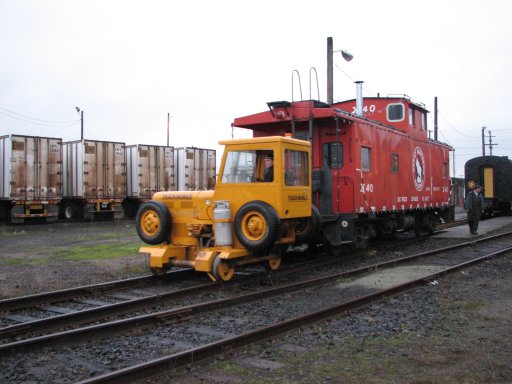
[139,136,312,279]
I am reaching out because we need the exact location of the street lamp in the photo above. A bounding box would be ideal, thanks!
[336,49,354,62]
[75,107,84,141]
[327,36,354,104]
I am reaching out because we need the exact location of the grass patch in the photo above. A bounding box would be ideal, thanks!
[456,300,485,311]
[213,360,248,376]
[55,243,143,260]
[4,258,48,266]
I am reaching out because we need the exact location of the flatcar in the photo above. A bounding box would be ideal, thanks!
[232,89,454,251]
[465,155,512,216]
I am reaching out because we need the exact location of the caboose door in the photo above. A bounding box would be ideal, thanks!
[319,140,355,214]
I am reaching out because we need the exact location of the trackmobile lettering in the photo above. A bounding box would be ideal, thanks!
[162,193,193,200]
[288,195,308,201]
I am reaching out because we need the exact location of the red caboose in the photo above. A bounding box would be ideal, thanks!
[232,92,454,250]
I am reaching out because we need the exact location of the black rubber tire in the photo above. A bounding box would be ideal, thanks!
[295,205,321,245]
[136,200,172,245]
[234,201,279,253]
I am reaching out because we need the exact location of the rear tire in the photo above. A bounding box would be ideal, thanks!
[136,201,172,245]
[234,201,279,253]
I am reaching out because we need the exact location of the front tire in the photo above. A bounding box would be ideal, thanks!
[234,201,279,253]
[136,201,172,245]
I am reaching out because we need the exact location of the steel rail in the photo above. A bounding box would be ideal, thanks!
[0,269,193,311]
[76,244,512,383]
[0,255,338,338]
[2,230,510,355]
[0,217,469,312]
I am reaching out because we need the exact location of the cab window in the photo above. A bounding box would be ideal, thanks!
[221,150,273,183]
[284,149,309,186]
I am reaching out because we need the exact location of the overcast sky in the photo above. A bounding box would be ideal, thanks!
[1,0,511,177]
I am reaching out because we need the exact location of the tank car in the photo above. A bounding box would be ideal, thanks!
[232,90,454,251]
[465,155,512,216]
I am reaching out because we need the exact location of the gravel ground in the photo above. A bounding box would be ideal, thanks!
[0,219,511,383]
[168,253,512,384]
[0,220,147,299]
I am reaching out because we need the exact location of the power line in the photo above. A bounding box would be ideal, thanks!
[437,110,479,139]
[333,64,376,97]
[0,107,79,126]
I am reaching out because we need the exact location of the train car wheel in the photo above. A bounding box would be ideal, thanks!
[266,256,281,271]
[354,226,369,249]
[234,201,279,252]
[136,201,172,245]
[150,267,168,277]
[212,255,235,282]
[295,205,321,245]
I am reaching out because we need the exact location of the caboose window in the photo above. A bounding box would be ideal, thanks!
[421,113,427,131]
[391,153,399,173]
[408,108,415,127]
[387,103,405,122]
[322,142,343,169]
[361,146,371,172]
[442,161,448,178]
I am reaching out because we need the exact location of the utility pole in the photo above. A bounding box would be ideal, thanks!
[481,126,486,156]
[326,36,353,105]
[452,150,455,178]
[75,107,84,141]
[80,110,84,142]
[327,37,333,104]
[434,96,438,141]
[167,113,170,147]
[487,130,497,156]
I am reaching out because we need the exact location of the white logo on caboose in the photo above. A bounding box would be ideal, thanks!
[412,147,425,191]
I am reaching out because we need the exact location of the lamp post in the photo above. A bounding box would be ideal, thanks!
[327,36,353,104]
[75,107,84,141]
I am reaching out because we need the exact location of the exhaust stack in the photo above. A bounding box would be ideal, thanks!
[355,81,364,117]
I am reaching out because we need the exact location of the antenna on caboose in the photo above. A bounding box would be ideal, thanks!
[327,36,354,104]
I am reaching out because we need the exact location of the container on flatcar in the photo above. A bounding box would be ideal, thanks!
[61,139,126,220]
[174,147,216,191]
[123,144,176,218]
[465,155,512,215]
[0,134,62,223]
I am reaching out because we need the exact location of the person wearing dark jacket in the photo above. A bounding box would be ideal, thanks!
[464,185,485,235]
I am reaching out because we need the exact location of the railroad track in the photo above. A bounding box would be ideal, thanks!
[0,269,192,312]
[1,231,511,383]
[437,217,467,229]
[0,217,470,341]
[0,250,353,343]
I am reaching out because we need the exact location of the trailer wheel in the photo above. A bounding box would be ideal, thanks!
[63,202,81,221]
[295,205,321,245]
[234,201,279,253]
[136,201,171,245]
[212,254,235,282]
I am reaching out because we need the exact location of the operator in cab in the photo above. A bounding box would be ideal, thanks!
[263,153,274,182]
